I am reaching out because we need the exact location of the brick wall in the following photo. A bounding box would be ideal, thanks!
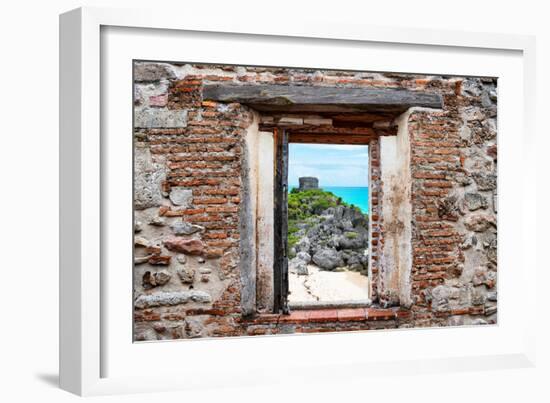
[367,138,382,302]
[133,62,497,340]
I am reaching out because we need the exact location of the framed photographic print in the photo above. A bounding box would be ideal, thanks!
[60,6,537,396]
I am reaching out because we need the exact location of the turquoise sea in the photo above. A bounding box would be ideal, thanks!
[324,186,369,213]
[290,186,369,213]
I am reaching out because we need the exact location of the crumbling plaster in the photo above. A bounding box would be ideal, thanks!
[378,110,413,307]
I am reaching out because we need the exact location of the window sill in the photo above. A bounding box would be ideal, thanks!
[243,307,411,325]
[288,299,371,310]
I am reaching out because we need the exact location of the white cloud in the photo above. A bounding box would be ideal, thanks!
[288,143,369,187]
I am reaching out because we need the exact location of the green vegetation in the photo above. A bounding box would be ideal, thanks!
[288,188,345,220]
[345,231,359,239]
[286,188,368,257]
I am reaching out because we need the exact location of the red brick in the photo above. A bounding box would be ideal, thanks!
[149,93,168,107]
[366,309,395,321]
[134,310,161,322]
[280,310,310,323]
[337,308,367,322]
[308,310,339,322]
[193,197,227,204]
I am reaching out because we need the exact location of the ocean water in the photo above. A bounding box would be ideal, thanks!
[290,186,369,213]
[324,186,369,213]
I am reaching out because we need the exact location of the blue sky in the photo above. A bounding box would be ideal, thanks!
[288,144,369,187]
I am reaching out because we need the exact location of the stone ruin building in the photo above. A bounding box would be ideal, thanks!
[298,176,319,191]
[133,62,497,340]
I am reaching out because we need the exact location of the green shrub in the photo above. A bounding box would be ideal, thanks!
[287,233,301,253]
[287,188,347,220]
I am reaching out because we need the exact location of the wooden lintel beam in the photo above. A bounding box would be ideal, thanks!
[288,133,374,145]
[203,84,443,113]
[289,125,376,136]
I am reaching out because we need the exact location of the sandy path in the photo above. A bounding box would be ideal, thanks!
[288,265,369,303]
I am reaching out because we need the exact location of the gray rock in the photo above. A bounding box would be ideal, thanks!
[134,290,211,308]
[485,305,497,316]
[312,248,344,271]
[481,91,493,108]
[472,172,497,191]
[149,216,166,226]
[462,106,485,121]
[142,270,171,288]
[437,195,459,220]
[471,288,486,305]
[134,220,143,233]
[169,187,193,207]
[460,234,477,250]
[289,257,308,275]
[464,214,496,232]
[464,192,488,211]
[455,172,473,186]
[177,267,195,284]
[339,219,353,231]
[485,236,497,264]
[345,251,366,270]
[462,79,483,97]
[134,147,165,210]
[430,285,452,312]
[171,221,204,235]
[134,109,188,129]
[134,63,176,82]
[487,291,497,301]
[296,251,311,264]
[338,232,366,249]
[294,237,311,254]
[190,291,212,303]
[472,267,488,286]
[176,255,187,264]
[134,85,143,105]
[184,318,204,338]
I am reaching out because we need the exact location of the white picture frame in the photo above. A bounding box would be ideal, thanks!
[60,6,537,396]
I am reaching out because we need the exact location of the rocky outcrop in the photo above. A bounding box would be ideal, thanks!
[289,251,311,276]
[290,204,369,274]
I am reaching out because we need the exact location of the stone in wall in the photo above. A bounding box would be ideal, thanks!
[177,267,195,284]
[472,172,497,191]
[134,63,176,82]
[134,146,165,210]
[171,221,204,235]
[134,109,188,129]
[464,213,496,232]
[164,238,205,255]
[463,192,488,211]
[168,187,193,207]
[142,270,171,288]
[134,290,212,309]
